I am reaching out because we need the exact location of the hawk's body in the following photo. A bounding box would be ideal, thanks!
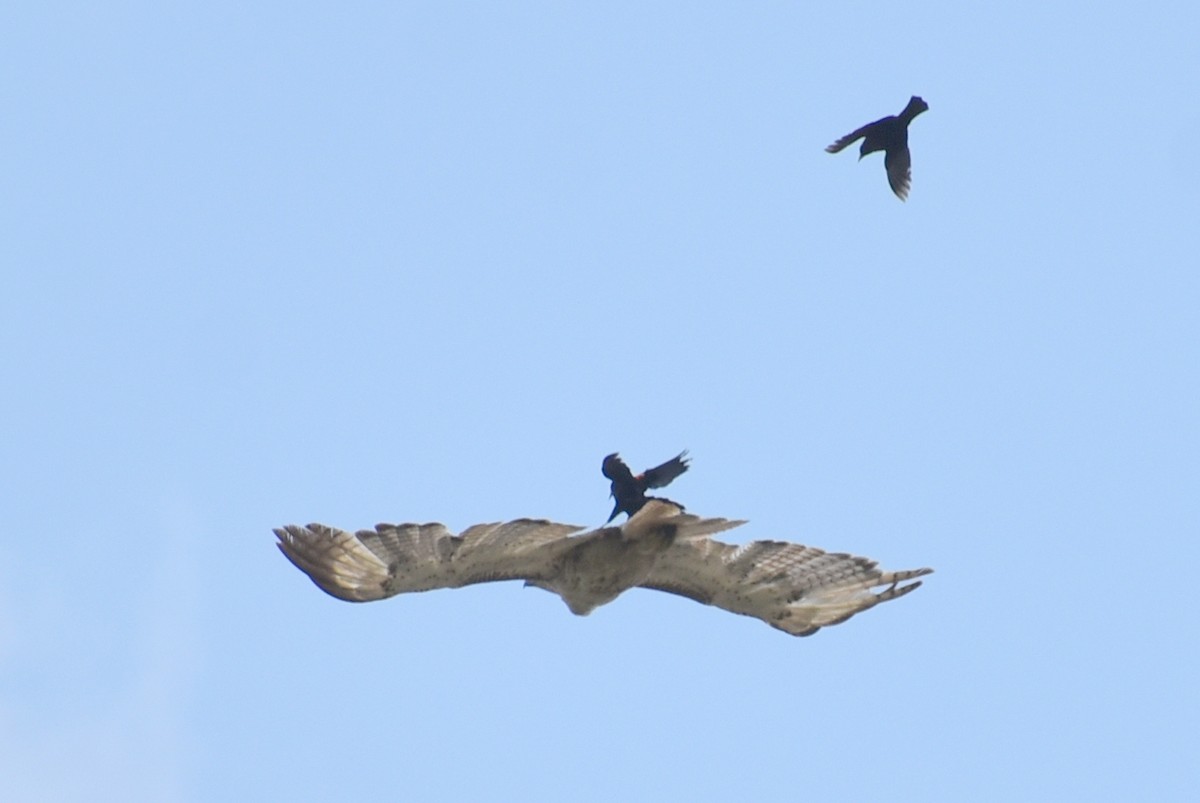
[275,500,931,636]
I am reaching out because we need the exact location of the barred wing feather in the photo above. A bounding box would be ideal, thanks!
[275,519,585,602]
[641,538,932,636]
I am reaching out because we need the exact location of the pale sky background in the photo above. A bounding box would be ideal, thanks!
[2,2,1197,801]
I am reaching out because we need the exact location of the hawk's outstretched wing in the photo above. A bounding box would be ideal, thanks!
[275,518,585,602]
[641,537,932,636]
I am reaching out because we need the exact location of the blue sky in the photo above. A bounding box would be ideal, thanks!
[2,2,1197,800]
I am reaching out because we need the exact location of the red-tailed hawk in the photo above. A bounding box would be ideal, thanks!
[275,500,931,636]
[602,450,690,522]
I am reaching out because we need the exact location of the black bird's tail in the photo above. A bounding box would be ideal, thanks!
[900,96,929,123]
[606,498,622,524]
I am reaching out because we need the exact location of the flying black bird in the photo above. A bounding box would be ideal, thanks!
[602,451,690,523]
[826,95,929,201]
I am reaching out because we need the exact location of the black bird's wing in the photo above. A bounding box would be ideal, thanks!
[601,453,636,484]
[826,113,894,154]
[825,122,875,154]
[640,450,690,489]
[884,145,913,200]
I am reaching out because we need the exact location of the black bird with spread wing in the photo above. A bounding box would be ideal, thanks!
[602,451,690,522]
[275,499,933,636]
[826,95,929,201]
